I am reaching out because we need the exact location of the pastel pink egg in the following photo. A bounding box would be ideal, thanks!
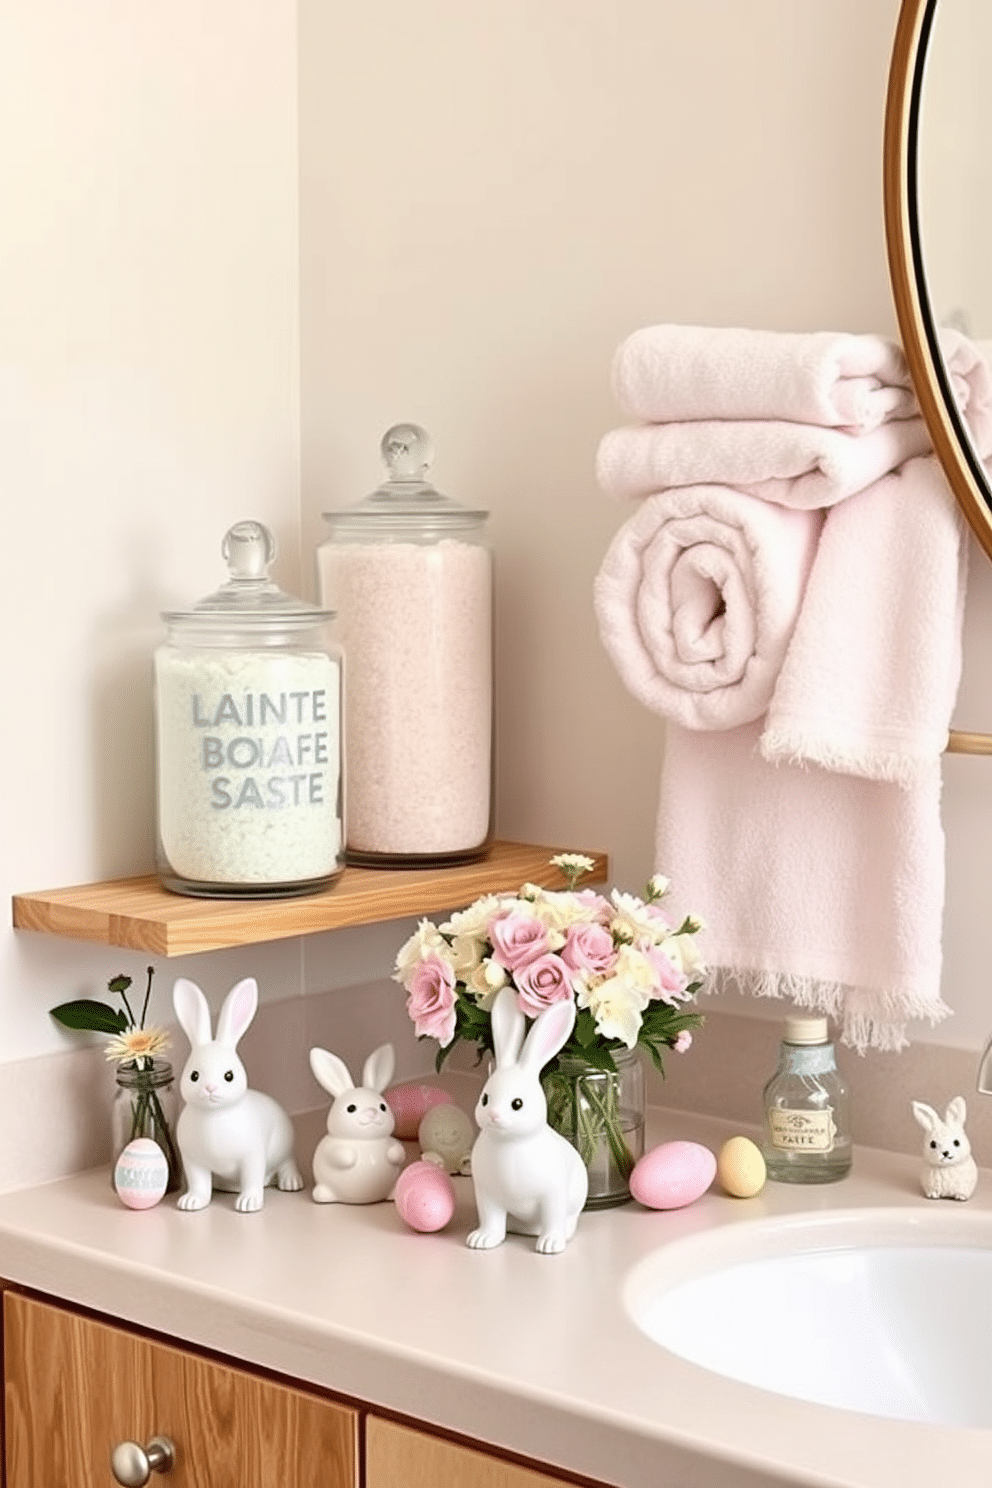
[394,1160,456,1233]
[385,1082,455,1140]
[113,1138,169,1210]
[630,1140,716,1211]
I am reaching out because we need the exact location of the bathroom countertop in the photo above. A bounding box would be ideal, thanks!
[0,1103,989,1488]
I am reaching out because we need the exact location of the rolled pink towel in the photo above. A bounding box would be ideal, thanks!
[611,324,917,432]
[593,484,822,731]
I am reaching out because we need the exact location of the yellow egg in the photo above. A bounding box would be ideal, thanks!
[717,1136,767,1198]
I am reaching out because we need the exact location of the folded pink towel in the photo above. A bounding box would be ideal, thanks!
[596,416,932,509]
[653,455,967,1052]
[593,485,821,731]
[612,325,917,432]
[761,455,967,785]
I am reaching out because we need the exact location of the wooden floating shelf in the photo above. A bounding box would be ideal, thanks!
[12,841,609,959]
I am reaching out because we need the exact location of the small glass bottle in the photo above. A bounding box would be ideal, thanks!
[762,1016,851,1183]
[111,1058,182,1194]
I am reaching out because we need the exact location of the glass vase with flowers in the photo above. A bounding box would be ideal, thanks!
[393,854,705,1207]
[50,966,182,1193]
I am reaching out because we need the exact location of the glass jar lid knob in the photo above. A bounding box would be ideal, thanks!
[381,423,435,483]
[222,520,278,583]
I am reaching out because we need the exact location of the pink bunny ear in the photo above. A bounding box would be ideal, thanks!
[519,998,576,1075]
[215,977,258,1048]
[491,987,526,1067]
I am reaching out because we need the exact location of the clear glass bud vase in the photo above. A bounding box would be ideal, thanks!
[542,1048,645,1209]
[111,1058,183,1193]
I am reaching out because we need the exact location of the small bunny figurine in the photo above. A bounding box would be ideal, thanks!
[309,1042,407,1203]
[173,977,303,1213]
[911,1096,978,1201]
[467,987,588,1255]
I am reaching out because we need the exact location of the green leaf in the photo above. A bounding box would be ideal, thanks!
[50,999,128,1034]
[573,1007,599,1049]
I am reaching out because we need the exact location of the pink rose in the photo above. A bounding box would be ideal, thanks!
[561,921,616,977]
[514,953,574,1018]
[645,946,689,1002]
[405,954,457,1046]
[489,910,549,973]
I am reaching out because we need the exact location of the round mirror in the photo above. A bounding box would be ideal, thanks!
[884,0,992,563]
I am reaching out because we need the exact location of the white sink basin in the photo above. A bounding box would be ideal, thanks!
[622,1208,992,1427]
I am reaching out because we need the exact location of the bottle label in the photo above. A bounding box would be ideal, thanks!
[769,1107,836,1152]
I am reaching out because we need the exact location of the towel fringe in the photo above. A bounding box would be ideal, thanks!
[759,728,933,790]
[705,965,950,1055]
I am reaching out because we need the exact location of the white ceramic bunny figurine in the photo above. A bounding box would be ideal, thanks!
[467,987,588,1254]
[911,1096,978,1201]
[173,976,303,1213]
[309,1042,407,1203]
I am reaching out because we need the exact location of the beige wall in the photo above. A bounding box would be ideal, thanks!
[0,1,305,1062]
[7,1,992,1097]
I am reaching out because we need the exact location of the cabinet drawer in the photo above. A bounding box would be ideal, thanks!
[4,1292,358,1488]
[366,1416,575,1488]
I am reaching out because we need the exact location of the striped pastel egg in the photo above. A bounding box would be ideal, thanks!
[114,1138,169,1210]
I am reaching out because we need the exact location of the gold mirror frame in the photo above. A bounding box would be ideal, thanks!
[883,0,992,566]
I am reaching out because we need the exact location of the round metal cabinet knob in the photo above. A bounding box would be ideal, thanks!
[110,1434,176,1486]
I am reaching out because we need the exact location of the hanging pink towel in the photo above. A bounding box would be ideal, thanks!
[655,455,967,1052]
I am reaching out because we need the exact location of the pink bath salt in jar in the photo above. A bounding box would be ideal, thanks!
[317,424,493,867]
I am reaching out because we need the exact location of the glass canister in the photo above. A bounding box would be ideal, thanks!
[155,520,344,897]
[317,423,493,866]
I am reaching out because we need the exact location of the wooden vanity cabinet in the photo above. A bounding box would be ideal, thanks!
[3,1292,359,1488]
[4,1292,592,1488]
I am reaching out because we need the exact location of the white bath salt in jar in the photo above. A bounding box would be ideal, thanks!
[155,520,344,898]
[317,423,493,866]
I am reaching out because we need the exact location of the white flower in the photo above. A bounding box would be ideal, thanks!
[393,919,450,981]
[581,975,645,1048]
[646,874,670,901]
[612,944,657,1000]
[448,933,485,979]
[530,888,599,935]
[440,895,502,940]
[610,889,663,945]
[550,852,596,882]
[103,1027,171,1064]
[665,930,706,980]
[466,958,506,1008]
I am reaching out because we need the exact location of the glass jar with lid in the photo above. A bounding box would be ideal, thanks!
[317,423,493,866]
[155,520,343,898]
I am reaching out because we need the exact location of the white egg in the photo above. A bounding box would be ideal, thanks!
[114,1137,169,1210]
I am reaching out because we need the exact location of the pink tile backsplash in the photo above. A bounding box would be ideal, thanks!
[5,988,989,1193]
